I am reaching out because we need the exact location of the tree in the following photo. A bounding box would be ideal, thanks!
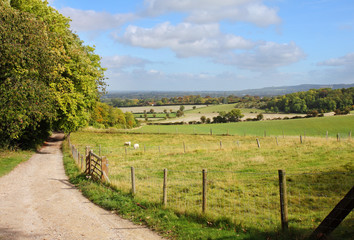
[10,0,106,133]
[176,110,184,117]
[200,116,206,123]
[226,109,244,122]
[256,113,264,121]
[0,2,58,147]
[0,1,106,147]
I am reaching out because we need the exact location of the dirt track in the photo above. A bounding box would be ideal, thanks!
[0,133,163,240]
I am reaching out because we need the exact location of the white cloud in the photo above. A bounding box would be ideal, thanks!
[116,22,254,57]
[312,53,354,84]
[143,0,281,26]
[101,55,150,69]
[317,53,354,67]
[216,42,306,70]
[60,7,136,32]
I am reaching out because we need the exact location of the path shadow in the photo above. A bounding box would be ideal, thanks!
[49,178,76,190]
[0,227,45,240]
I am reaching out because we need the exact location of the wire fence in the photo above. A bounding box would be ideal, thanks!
[107,165,353,237]
[69,136,354,238]
[71,133,353,159]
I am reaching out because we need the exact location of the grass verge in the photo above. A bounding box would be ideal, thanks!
[62,138,306,240]
[0,150,33,177]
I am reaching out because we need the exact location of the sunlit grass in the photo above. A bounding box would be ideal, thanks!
[70,130,354,239]
[130,114,354,138]
[0,150,33,177]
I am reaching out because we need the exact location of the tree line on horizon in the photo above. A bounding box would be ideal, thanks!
[0,0,135,149]
[105,87,354,115]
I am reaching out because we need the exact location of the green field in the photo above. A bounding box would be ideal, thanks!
[70,116,354,239]
[133,112,177,119]
[131,115,354,138]
[185,104,260,114]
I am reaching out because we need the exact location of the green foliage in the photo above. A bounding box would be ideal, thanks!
[0,2,57,147]
[0,0,106,148]
[265,88,354,113]
[213,109,244,123]
[90,102,137,129]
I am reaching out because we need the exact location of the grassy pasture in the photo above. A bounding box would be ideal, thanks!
[185,104,259,114]
[131,115,354,138]
[119,105,206,113]
[133,113,177,120]
[70,127,354,239]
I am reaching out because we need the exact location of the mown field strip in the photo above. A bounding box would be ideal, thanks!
[131,115,354,137]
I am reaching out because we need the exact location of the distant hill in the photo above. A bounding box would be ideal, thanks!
[104,83,354,99]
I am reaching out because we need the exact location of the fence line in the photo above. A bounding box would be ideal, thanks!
[68,138,110,183]
[67,136,354,238]
[70,134,351,158]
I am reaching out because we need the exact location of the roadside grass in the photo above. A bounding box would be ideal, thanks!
[69,131,354,239]
[0,150,33,177]
[130,115,354,138]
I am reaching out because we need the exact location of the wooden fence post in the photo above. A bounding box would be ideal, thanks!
[256,138,260,149]
[158,146,161,153]
[88,151,92,175]
[163,168,168,206]
[326,131,328,140]
[210,128,213,135]
[202,169,207,213]
[349,131,352,140]
[264,130,267,137]
[220,140,222,150]
[309,186,354,240]
[80,155,83,170]
[77,150,80,164]
[337,133,340,142]
[300,135,303,144]
[282,129,285,139]
[85,146,90,174]
[278,170,288,231]
[101,156,108,182]
[276,137,279,146]
[183,142,186,154]
[131,167,136,195]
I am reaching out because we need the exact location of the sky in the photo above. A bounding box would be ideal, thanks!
[49,0,354,92]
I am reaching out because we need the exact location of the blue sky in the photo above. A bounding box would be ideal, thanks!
[50,0,354,92]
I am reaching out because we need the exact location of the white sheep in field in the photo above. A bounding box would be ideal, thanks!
[133,143,139,149]
[124,141,131,146]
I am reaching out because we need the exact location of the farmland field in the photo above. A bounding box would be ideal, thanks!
[70,116,354,239]
[119,105,207,113]
[131,114,354,138]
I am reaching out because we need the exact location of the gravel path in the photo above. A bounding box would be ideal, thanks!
[0,133,164,240]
